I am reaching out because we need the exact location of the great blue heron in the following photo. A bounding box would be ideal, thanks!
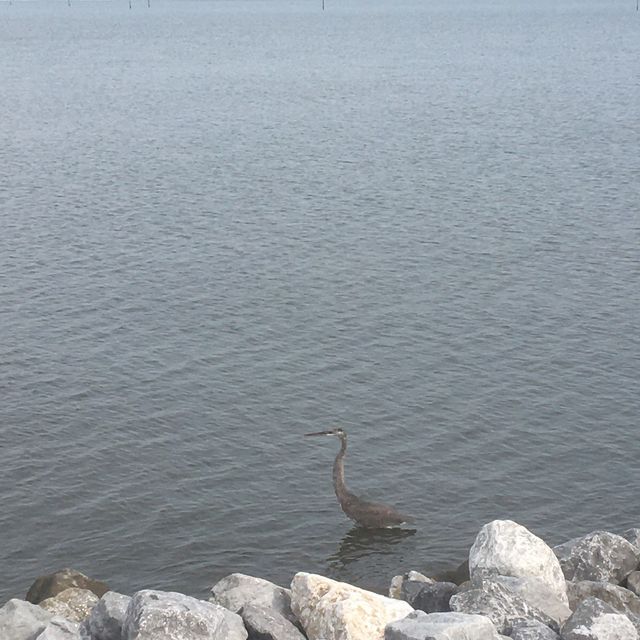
[305,428,413,529]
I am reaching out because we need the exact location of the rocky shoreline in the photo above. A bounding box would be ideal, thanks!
[2,519,640,640]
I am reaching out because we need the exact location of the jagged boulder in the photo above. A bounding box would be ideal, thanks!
[553,531,639,584]
[0,599,54,640]
[561,596,638,640]
[450,578,557,635]
[39,588,99,623]
[469,520,568,607]
[290,572,413,640]
[566,580,640,617]
[627,572,640,596]
[384,610,503,640]
[490,576,571,624]
[122,589,247,640]
[239,604,306,640]
[510,619,560,640]
[35,618,81,639]
[211,573,296,624]
[81,591,131,640]
[27,570,109,605]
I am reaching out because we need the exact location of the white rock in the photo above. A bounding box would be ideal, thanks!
[210,573,296,623]
[0,598,54,640]
[449,579,556,634]
[35,617,81,639]
[290,572,413,640]
[384,610,502,640]
[469,520,568,607]
[491,576,571,624]
[39,588,99,623]
[122,589,247,640]
[561,597,638,640]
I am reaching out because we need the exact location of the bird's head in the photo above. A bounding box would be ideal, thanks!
[305,427,346,439]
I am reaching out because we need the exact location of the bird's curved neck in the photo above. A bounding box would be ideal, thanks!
[333,436,353,503]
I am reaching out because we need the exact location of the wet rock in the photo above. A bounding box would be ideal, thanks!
[434,560,470,586]
[27,570,109,605]
[510,619,560,640]
[0,598,54,640]
[627,572,640,596]
[82,591,131,640]
[404,581,457,613]
[35,618,81,639]
[561,596,638,640]
[384,610,503,640]
[290,572,412,640]
[388,572,432,599]
[566,579,640,617]
[211,573,296,624]
[122,589,247,640]
[553,531,639,584]
[490,576,571,624]
[450,578,557,635]
[39,588,99,623]
[239,604,306,640]
[469,520,568,607]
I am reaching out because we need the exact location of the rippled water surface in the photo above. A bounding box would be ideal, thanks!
[1,0,639,603]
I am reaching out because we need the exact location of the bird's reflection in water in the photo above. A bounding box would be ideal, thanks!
[326,525,417,584]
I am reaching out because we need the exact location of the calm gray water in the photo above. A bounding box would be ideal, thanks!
[1,0,639,604]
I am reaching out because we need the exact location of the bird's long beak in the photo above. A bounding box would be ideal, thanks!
[304,430,334,437]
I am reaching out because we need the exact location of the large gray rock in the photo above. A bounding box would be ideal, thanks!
[450,579,557,635]
[211,574,296,624]
[122,589,247,640]
[553,531,639,584]
[510,619,560,640]
[82,591,131,640]
[384,610,503,640]
[39,588,99,623]
[622,529,640,551]
[35,618,81,639]
[561,596,638,640]
[403,581,457,613]
[490,576,571,625]
[239,604,306,640]
[27,570,109,605]
[566,580,640,616]
[290,572,413,640]
[469,520,568,607]
[627,572,640,596]
[0,599,54,640]
[484,575,569,625]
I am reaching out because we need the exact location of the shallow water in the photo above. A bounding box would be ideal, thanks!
[1,0,639,603]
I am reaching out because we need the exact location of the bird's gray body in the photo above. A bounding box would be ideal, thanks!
[305,428,411,529]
